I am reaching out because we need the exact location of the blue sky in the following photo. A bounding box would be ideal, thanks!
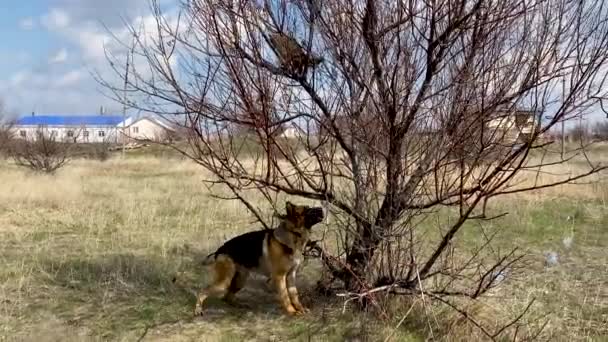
[0,0,177,117]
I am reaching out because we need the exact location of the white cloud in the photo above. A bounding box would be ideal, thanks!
[2,3,183,115]
[9,71,30,87]
[75,28,111,62]
[7,71,54,89]
[55,69,86,87]
[50,0,161,27]
[19,17,36,30]
[42,8,71,30]
[49,48,69,64]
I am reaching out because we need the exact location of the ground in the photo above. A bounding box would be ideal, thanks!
[0,147,607,341]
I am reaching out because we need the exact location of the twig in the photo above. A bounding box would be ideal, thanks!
[383,298,420,342]
[427,293,495,341]
[492,298,536,339]
[337,284,396,313]
[414,262,436,340]
[137,318,184,342]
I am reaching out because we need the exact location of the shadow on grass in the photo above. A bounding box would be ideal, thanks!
[35,251,425,341]
[36,250,302,339]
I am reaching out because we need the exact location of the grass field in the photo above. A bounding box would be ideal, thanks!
[0,147,607,341]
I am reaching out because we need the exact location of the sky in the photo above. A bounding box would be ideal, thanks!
[0,1,605,127]
[0,0,177,117]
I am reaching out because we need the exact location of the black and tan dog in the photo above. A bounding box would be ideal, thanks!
[193,202,325,316]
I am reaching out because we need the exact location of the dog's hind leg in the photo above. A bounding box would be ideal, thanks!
[264,277,274,290]
[194,255,236,316]
[222,269,249,306]
[286,267,308,313]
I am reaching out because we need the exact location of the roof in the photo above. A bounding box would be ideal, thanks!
[149,117,175,131]
[15,115,125,126]
[118,116,175,131]
[117,116,135,128]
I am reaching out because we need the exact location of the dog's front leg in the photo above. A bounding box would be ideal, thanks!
[272,272,298,315]
[286,267,308,314]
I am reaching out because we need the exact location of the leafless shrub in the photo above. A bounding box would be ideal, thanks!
[0,101,16,157]
[0,123,14,158]
[9,126,73,174]
[91,141,112,162]
[90,131,118,162]
[100,0,608,338]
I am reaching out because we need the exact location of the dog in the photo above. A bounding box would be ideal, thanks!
[193,201,325,316]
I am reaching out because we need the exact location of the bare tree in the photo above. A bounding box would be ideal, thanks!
[568,123,590,143]
[592,121,608,140]
[9,126,73,174]
[100,0,608,338]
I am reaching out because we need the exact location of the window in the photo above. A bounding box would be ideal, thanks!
[132,126,139,134]
[66,130,74,138]
[98,130,105,137]
[83,130,89,137]
[19,130,26,137]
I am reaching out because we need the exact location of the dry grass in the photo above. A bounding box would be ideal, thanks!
[0,148,606,341]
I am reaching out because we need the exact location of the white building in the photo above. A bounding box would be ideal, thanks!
[117,116,176,142]
[12,114,175,144]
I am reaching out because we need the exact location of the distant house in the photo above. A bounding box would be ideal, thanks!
[319,107,542,146]
[486,108,542,143]
[278,126,299,138]
[118,116,176,142]
[12,113,176,144]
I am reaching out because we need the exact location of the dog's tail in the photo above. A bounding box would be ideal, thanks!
[201,251,218,266]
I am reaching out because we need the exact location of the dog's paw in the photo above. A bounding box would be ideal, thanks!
[285,305,299,316]
[296,307,310,314]
[194,305,204,316]
[292,305,309,315]
[292,309,307,316]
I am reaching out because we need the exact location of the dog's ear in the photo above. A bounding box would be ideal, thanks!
[285,201,295,218]
[273,224,294,249]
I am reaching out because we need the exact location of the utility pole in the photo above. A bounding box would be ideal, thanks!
[561,77,565,159]
[122,59,129,158]
[122,37,135,158]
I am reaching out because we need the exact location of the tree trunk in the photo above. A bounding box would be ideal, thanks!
[344,135,403,290]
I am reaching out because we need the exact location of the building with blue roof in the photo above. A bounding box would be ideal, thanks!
[12,112,175,144]
[15,115,125,127]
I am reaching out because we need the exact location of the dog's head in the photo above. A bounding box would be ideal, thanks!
[283,201,325,230]
[274,201,325,251]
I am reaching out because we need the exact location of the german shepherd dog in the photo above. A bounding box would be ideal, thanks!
[193,202,325,316]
